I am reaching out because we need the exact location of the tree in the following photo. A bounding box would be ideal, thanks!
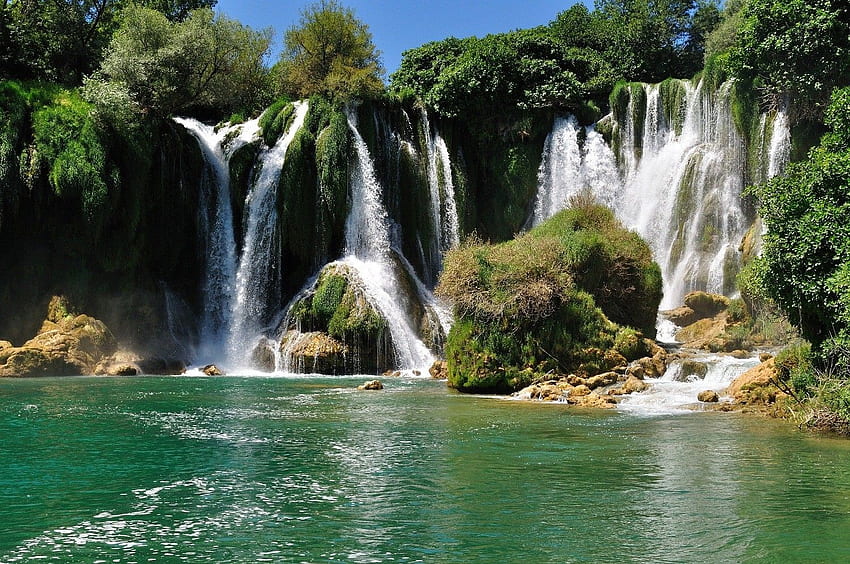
[91,4,271,117]
[747,87,850,371]
[731,0,850,117]
[276,0,383,99]
[0,0,217,84]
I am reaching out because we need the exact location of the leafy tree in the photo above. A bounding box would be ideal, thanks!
[90,4,271,117]
[0,0,217,84]
[731,0,850,117]
[276,0,383,100]
[747,87,850,371]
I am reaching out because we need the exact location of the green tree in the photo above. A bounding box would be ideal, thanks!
[731,0,850,117]
[91,4,271,117]
[0,0,217,84]
[276,0,383,99]
[747,87,850,371]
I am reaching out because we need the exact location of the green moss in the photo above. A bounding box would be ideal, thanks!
[659,78,687,135]
[259,97,295,146]
[439,203,662,393]
[311,273,348,325]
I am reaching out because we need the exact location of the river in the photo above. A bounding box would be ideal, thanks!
[2,375,849,562]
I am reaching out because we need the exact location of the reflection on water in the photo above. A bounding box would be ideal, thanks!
[2,376,850,562]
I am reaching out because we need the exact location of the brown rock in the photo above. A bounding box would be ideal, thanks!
[358,379,383,390]
[616,375,649,394]
[728,349,751,359]
[586,372,618,390]
[203,364,224,376]
[684,291,730,318]
[571,384,591,397]
[759,353,773,363]
[676,316,727,347]
[677,359,708,381]
[429,360,448,380]
[665,306,700,327]
[726,358,783,406]
[571,393,617,409]
[698,390,719,402]
[280,331,349,374]
[250,338,277,372]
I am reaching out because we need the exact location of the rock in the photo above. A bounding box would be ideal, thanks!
[698,390,719,402]
[358,379,383,390]
[664,306,700,327]
[586,371,618,390]
[203,364,224,376]
[759,352,773,363]
[571,384,591,397]
[676,316,727,347]
[728,349,751,359]
[614,375,649,395]
[250,338,277,372]
[677,359,708,381]
[136,357,186,375]
[571,393,617,409]
[0,298,118,377]
[726,358,783,406]
[413,369,421,376]
[280,330,349,374]
[684,291,730,318]
[429,360,448,380]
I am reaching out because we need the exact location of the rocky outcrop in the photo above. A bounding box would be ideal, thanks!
[698,390,719,402]
[357,379,383,390]
[725,358,785,407]
[0,297,118,377]
[280,330,350,374]
[429,360,448,379]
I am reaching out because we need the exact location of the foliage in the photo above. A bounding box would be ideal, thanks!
[259,98,295,146]
[92,4,272,118]
[730,0,850,118]
[437,200,662,393]
[747,88,850,373]
[276,0,383,100]
[0,0,217,85]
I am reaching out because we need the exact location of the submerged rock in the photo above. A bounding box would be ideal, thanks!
[203,364,224,376]
[358,379,383,390]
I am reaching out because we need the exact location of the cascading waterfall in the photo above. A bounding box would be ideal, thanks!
[173,117,259,360]
[421,110,460,276]
[529,116,620,227]
[344,108,434,370]
[767,110,791,179]
[228,101,310,365]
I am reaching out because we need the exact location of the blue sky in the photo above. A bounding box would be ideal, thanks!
[215,0,591,78]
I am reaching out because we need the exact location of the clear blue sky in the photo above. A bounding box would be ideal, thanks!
[215,0,591,78]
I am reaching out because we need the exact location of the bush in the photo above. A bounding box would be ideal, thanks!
[438,201,662,393]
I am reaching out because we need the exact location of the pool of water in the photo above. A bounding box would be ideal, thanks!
[2,375,850,562]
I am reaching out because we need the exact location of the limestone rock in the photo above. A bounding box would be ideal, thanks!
[203,364,224,376]
[613,375,649,395]
[571,384,591,397]
[251,338,277,372]
[726,358,783,406]
[0,298,118,377]
[698,390,719,402]
[358,379,383,390]
[665,306,699,327]
[676,316,727,347]
[684,291,730,318]
[429,360,448,379]
[280,330,350,374]
[586,371,618,390]
[677,359,708,381]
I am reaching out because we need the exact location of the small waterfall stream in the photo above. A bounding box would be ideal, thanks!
[422,110,460,262]
[344,108,434,370]
[228,102,310,365]
[173,117,259,360]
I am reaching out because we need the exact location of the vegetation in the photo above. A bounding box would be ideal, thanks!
[437,198,661,393]
[275,0,383,100]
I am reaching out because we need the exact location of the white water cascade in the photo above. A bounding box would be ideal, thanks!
[344,108,435,370]
[422,110,460,271]
[530,116,619,227]
[173,117,259,359]
[228,101,310,365]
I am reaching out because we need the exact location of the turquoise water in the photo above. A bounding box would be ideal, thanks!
[1,375,850,562]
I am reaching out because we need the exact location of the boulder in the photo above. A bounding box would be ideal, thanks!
[0,297,118,377]
[251,338,277,372]
[614,375,649,395]
[677,359,708,381]
[586,371,618,390]
[570,384,591,397]
[358,379,383,390]
[698,390,719,402]
[665,306,700,327]
[203,364,224,376]
[726,358,783,406]
[684,291,730,319]
[280,330,349,374]
[429,360,448,380]
[676,316,727,347]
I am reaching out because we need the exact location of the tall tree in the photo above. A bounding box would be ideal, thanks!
[276,0,383,99]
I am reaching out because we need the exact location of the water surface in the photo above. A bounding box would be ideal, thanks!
[1,375,849,562]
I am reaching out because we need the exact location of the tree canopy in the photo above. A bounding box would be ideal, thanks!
[88,3,271,118]
[0,0,217,85]
[275,0,383,100]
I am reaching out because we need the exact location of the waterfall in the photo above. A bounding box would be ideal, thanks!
[530,116,620,227]
[173,117,259,358]
[345,108,434,370]
[228,101,310,365]
[422,110,460,273]
[767,110,791,179]
[611,80,749,308]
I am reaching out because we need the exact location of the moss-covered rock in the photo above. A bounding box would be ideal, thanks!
[438,202,662,393]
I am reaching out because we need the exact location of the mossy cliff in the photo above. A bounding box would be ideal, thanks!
[437,201,662,393]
